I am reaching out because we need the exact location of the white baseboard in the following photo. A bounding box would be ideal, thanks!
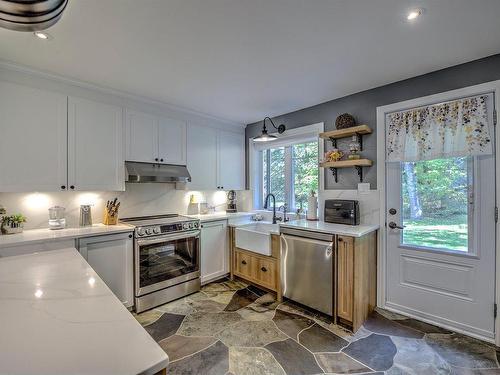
[384,301,495,343]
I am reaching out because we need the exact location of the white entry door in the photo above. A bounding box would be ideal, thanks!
[385,93,496,341]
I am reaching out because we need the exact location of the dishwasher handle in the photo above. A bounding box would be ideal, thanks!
[281,233,334,248]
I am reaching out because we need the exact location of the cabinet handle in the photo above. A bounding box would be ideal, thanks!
[155,158,159,162]
[128,234,133,239]
[261,266,267,272]
[70,185,75,190]
[338,237,343,242]
[61,185,66,190]
[160,158,164,162]
[241,260,247,265]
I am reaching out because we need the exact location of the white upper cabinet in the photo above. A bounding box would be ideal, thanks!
[126,109,187,165]
[187,124,218,190]
[68,97,124,191]
[0,81,68,192]
[187,124,245,190]
[125,110,157,163]
[158,117,187,165]
[218,131,245,190]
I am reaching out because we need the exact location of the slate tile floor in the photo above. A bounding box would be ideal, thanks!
[134,279,500,374]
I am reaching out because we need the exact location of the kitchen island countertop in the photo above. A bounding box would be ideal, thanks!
[0,248,168,375]
[0,223,134,248]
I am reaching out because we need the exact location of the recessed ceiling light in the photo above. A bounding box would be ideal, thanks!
[407,8,423,21]
[33,31,52,40]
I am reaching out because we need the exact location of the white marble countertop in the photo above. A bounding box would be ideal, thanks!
[0,223,134,248]
[0,248,168,375]
[187,211,254,222]
[280,219,379,238]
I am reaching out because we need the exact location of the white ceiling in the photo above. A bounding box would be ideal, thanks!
[0,0,499,125]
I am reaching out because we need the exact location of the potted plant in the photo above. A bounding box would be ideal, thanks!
[1,214,27,235]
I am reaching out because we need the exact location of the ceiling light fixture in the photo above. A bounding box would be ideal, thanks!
[33,31,52,40]
[407,8,423,21]
[253,117,286,142]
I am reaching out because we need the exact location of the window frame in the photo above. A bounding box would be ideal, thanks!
[249,122,324,211]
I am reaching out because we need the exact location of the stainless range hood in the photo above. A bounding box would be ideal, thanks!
[125,161,191,183]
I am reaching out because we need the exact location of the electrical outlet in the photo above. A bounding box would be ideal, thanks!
[358,183,370,194]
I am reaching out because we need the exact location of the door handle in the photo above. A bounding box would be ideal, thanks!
[388,222,405,230]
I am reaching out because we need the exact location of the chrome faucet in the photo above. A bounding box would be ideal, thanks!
[264,193,281,224]
[279,204,290,222]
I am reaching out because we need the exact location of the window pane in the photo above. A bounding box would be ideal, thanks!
[292,141,318,211]
[269,147,286,207]
[401,157,470,252]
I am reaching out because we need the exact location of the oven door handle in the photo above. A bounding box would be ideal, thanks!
[136,230,200,246]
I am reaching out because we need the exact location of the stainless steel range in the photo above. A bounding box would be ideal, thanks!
[121,214,201,313]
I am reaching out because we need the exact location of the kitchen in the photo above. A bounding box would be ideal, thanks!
[1,1,500,374]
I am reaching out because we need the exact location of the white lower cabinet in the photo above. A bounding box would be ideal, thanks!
[200,220,229,284]
[78,232,134,308]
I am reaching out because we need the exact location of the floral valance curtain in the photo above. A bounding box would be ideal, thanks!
[386,94,492,162]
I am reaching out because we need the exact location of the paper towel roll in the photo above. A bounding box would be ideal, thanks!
[307,193,318,221]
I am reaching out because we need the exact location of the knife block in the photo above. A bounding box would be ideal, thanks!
[103,211,118,225]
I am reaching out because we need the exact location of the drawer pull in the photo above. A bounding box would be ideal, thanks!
[261,266,267,272]
[241,260,247,265]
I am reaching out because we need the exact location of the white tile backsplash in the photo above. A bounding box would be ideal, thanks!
[0,184,253,230]
[318,189,380,225]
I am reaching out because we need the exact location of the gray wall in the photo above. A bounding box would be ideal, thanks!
[246,54,500,190]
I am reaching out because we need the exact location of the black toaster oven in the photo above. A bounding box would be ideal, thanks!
[324,199,360,225]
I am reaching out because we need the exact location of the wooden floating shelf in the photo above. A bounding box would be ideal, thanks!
[319,125,372,140]
[320,159,373,183]
[320,159,373,168]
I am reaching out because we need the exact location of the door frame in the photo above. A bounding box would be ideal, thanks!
[376,80,500,344]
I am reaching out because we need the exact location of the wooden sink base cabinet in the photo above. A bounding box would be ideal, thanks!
[229,227,283,302]
[229,227,377,332]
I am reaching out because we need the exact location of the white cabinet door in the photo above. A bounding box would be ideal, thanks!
[0,81,67,192]
[68,97,124,191]
[218,131,245,190]
[187,124,218,190]
[125,109,158,163]
[78,233,134,308]
[158,117,187,165]
[200,220,228,284]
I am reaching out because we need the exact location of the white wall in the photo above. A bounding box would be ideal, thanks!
[0,186,253,230]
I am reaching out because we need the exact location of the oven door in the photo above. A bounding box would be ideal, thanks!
[135,230,200,296]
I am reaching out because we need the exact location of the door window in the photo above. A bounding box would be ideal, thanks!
[401,156,473,252]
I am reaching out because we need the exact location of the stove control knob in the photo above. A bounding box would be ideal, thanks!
[183,223,189,230]
[153,227,160,234]
[145,228,152,235]
[193,222,199,228]
[189,222,194,229]
[137,228,146,236]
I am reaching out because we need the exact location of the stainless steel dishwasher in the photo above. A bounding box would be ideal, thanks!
[281,227,335,316]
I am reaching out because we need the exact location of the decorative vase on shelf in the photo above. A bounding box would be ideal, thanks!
[348,135,361,160]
